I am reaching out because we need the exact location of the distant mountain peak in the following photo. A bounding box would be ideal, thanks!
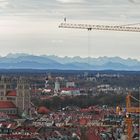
[6,53,29,58]
[0,53,139,70]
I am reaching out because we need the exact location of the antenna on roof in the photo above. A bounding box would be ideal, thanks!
[64,17,66,22]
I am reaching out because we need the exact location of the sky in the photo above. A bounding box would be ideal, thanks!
[0,0,140,59]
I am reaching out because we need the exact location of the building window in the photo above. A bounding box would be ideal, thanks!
[12,110,15,114]
[0,85,4,89]
[18,85,23,89]
[0,92,4,96]
[6,110,9,114]
[6,85,11,89]
[18,92,23,96]
[10,110,13,114]
[13,110,16,114]
[24,85,29,89]
[7,97,15,101]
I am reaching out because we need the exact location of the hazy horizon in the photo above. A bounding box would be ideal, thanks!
[0,0,140,59]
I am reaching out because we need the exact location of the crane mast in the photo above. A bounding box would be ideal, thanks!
[126,93,140,140]
[59,23,140,32]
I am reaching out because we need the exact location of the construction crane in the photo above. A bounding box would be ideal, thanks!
[59,23,140,32]
[59,22,140,140]
[125,92,140,140]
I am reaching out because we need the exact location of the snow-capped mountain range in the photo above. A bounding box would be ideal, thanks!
[0,53,140,70]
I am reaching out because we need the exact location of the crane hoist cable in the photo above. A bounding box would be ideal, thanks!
[87,29,91,70]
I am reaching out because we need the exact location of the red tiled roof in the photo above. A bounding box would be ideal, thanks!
[8,114,19,119]
[0,101,16,108]
[87,132,101,140]
[79,118,88,125]
[6,90,16,96]
[80,108,92,113]
[15,126,38,133]
[38,106,50,114]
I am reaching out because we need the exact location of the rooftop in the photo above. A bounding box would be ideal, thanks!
[6,90,16,96]
[0,101,16,109]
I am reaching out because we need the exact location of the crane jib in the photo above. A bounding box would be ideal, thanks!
[59,23,140,32]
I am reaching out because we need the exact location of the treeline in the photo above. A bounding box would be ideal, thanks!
[32,92,139,110]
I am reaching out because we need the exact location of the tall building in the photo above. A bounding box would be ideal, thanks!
[16,77,31,115]
[45,76,49,88]
[54,79,60,93]
[0,76,30,117]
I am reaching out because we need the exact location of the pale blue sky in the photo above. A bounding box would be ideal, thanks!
[0,0,140,59]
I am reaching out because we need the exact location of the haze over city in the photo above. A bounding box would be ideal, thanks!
[0,0,140,60]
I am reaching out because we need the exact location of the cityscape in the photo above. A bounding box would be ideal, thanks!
[0,70,139,139]
[0,0,140,140]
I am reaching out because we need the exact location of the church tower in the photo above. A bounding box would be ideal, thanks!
[0,76,12,101]
[16,77,31,116]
